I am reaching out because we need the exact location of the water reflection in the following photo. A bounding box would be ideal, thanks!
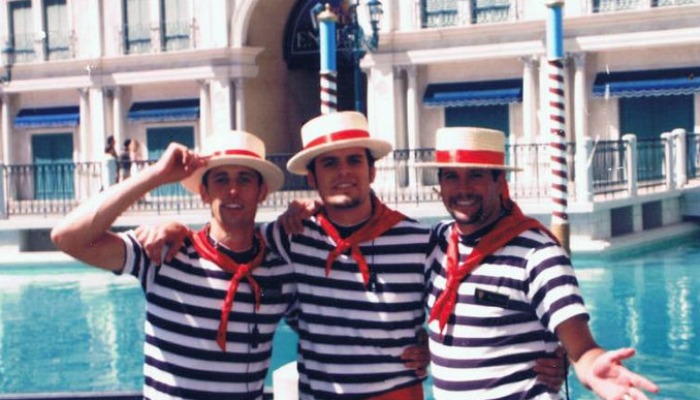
[0,270,143,394]
[570,239,700,399]
[0,238,699,398]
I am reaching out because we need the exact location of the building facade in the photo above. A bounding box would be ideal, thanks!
[1,0,700,249]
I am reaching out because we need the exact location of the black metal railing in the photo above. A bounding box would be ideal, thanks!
[5,33,36,63]
[161,20,191,52]
[0,138,683,218]
[653,0,700,8]
[44,30,72,60]
[122,23,152,55]
[687,133,699,179]
[637,138,665,187]
[421,0,700,25]
[592,0,645,13]
[421,0,512,28]
[422,0,459,28]
[591,139,627,194]
[472,1,511,24]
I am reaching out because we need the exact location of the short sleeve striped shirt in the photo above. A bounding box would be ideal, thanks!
[263,214,434,400]
[426,221,589,400]
[118,230,295,400]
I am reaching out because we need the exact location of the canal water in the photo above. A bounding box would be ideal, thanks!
[0,234,698,399]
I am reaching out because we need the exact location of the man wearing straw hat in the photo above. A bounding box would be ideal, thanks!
[261,110,433,400]
[420,126,659,400]
[51,131,295,400]
[136,113,569,399]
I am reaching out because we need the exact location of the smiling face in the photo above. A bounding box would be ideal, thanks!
[199,165,267,240]
[438,167,505,235]
[307,146,376,224]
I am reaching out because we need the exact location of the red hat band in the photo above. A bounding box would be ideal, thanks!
[435,149,504,166]
[304,129,370,150]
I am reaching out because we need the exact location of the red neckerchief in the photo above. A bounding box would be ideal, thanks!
[191,226,265,351]
[316,196,406,287]
[428,202,560,334]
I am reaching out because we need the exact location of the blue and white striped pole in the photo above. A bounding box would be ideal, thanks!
[545,0,570,253]
[318,4,338,114]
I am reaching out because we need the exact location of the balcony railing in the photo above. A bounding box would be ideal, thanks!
[5,33,36,63]
[1,135,694,219]
[688,133,700,179]
[122,23,152,55]
[591,139,627,195]
[473,1,511,24]
[421,0,511,28]
[593,0,645,12]
[161,20,191,52]
[653,0,700,7]
[420,0,700,27]
[44,30,73,60]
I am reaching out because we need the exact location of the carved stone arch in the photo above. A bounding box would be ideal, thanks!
[231,0,260,47]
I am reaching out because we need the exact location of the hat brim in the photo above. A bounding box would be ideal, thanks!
[416,161,522,172]
[286,138,393,175]
[181,156,285,194]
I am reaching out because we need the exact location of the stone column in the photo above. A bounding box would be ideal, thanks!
[367,63,399,189]
[89,88,107,162]
[79,89,90,163]
[673,128,687,187]
[520,55,539,142]
[86,0,103,57]
[150,0,162,52]
[0,95,11,164]
[572,52,592,203]
[404,65,421,187]
[0,95,8,217]
[199,80,211,148]
[234,78,245,131]
[112,87,123,149]
[209,77,233,134]
[623,134,638,196]
[32,0,46,60]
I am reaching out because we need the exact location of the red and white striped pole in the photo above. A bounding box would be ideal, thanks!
[545,0,570,253]
[317,4,338,114]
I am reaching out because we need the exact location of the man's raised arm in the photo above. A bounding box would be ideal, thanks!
[51,143,205,271]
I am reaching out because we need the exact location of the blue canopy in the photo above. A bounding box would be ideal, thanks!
[423,79,523,108]
[593,67,700,98]
[14,106,80,128]
[127,98,200,122]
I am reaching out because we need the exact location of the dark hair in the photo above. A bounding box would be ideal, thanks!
[201,167,264,190]
[437,168,502,181]
[105,136,116,152]
[306,148,376,175]
[122,139,132,149]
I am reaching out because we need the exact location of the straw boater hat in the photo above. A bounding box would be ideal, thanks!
[181,130,285,194]
[286,111,393,175]
[417,127,521,171]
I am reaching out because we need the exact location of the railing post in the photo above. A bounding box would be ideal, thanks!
[575,137,593,203]
[509,136,519,193]
[622,134,637,197]
[673,128,687,188]
[661,131,675,190]
[0,164,6,219]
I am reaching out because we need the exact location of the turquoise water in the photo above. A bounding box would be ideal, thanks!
[1,235,699,398]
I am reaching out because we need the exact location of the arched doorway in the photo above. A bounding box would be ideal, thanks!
[239,0,364,154]
[282,0,365,114]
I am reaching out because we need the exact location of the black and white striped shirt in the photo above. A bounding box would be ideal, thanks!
[118,231,295,400]
[263,215,434,400]
[426,221,588,400]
